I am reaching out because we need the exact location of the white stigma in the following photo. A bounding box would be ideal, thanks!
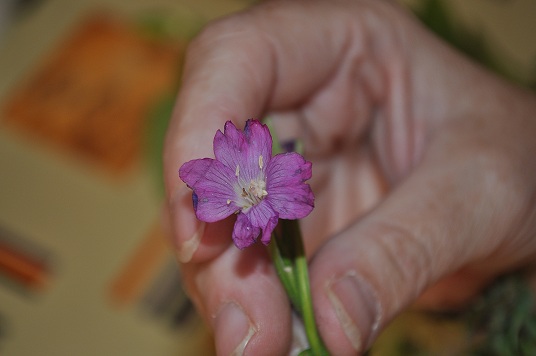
[238,179,268,210]
[234,156,267,211]
[248,180,268,199]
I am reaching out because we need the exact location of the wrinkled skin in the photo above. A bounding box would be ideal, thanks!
[163,0,536,354]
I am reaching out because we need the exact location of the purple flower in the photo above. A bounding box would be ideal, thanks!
[179,119,314,249]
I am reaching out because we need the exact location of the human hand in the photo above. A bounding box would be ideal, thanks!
[163,0,536,354]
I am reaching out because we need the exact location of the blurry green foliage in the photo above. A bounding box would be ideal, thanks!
[413,0,536,90]
[467,275,536,355]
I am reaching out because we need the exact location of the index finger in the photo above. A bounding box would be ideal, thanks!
[164,0,361,262]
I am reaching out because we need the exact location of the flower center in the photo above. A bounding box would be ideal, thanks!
[233,157,268,211]
[241,179,268,207]
[236,179,268,211]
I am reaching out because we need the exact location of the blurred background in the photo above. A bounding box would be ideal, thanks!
[0,0,534,355]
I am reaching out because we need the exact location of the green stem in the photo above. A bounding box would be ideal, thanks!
[265,117,327,354]
[271,220,328,356]
[269,231,300,309]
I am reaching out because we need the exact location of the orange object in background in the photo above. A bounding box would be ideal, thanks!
[0,227,53,293]
[2,13,182,175]
[109,221,170,307]
[0,240,49,291]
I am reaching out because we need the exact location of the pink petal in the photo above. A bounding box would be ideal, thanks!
[179,158,214,188]
[180,158,238,222]
[214,120,273,183]
[232,200,279,249]
[266,153,314,219]
[213,121,248,173]
[247,200,277,227]
[260,215,278,245]
[243,119,273,178]
[233,213,261,249]
[246,201,279,244]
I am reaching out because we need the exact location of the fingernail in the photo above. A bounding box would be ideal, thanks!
[214,302,256,356]
[169,187,203,263]
[290,311,308,355]
[176,221,205,263]
[326,272,382,352]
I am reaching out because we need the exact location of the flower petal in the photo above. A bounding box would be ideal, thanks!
[178,158,213,189]
[245,201,279,244]
[180,158,238,222]
[178,119,315,250]
[260,215,278,245]
[233,213,260,249]
[213,121,248,173]
[214,120,273,184]
[243,119,272,176]
[247,200,277,227]
[266,153,314,219]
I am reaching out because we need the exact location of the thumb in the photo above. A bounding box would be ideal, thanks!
[309,125,536,354]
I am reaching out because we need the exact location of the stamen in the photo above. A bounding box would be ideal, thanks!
[235,165,240,177]
[237,179,268,209]
[247,180,268,199]
[227,199,231,205]
[259,155,263,170]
